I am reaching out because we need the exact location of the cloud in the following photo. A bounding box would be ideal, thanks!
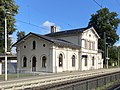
[115,42,120,47]
[43,21,55,28]
[41,21,61,34]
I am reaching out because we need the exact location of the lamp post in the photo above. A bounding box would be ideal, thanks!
[4,15,7,80]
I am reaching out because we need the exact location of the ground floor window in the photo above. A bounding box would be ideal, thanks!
[42,56,46,68]
[72,55,75,67]
[59,54,63,67]
[23,56,27,67]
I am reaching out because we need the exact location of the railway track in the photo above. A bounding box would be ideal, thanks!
[0,68,120,90]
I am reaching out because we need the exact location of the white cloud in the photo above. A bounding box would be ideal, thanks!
[43,21,55,28]
[115,42,120,47]
[41,21,61,34]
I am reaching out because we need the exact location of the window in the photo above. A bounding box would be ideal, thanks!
[72,55,75,67]
[84,40,87,48]
[84,57,87,66]
[33,40,36,49]
[23,56,27,67]
[42,56,46,68]
[92,57,94,66]
[89,41,91,50]
[84,40,87,49]
[59,54,63,67]
[93,42,95,50]
[43,44,45,47]
[23,45,26,48]
[89,34,91,37]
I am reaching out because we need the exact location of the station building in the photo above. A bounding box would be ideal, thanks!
[13,26,103,73]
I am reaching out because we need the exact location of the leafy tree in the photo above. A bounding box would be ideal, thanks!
[17,31,25,41]
[108,46,118,66]
[88,8,120,51]
[0,0,18,53]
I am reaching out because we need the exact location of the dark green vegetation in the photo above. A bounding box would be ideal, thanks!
[17,31,25,41]
[0,0,18,53]
[108,46,120,66]
[88,8,120,66]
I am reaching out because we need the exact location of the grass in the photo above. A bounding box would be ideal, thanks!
[0,73,34,81]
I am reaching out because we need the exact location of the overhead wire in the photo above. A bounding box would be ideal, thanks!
[16,19,47,30]
[92,0,102,8]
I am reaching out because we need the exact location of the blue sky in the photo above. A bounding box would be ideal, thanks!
[11,0,120,52]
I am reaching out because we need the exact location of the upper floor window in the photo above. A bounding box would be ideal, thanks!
[32,40,36,49]
[43,44,46,47]
[84,40,87,49]
[89,41,91,50]
[59,54,63,67]
[42,56,47,68]
[23,56,27,67]
[72,55,75,67]
[23,45,26,48]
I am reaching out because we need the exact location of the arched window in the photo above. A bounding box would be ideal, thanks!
[59,54,63,67]
[42,56,46,68]
[72,55,75,67]
[33,40,36,49]
[23,56,27,67]
[92,56,94,66]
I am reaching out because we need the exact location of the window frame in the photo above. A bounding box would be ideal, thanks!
[22,56,27,67]
[59,54,63,67]
[72,55,75,67]
[84,57,87,66]
[92,56,94,66]
[42,56,47,68]
[32,40,36,50]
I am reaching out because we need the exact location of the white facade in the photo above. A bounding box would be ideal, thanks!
[15,27,103,73]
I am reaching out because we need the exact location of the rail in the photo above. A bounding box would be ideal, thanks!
[0,68,120,90]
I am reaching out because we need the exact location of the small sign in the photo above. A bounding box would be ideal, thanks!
[106,57,110,60]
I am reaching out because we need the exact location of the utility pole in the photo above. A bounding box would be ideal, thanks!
[104,32,106,68]
[5,16,8,80]
[106,46,108,69]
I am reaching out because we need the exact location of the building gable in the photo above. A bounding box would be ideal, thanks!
[83,27,100,39]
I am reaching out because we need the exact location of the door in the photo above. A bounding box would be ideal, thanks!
[32,56,36,71]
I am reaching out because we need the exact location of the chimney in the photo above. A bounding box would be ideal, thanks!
[51,26,56,33]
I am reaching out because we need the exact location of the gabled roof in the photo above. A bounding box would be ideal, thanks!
[13,32,81,49]
[46,27,100,39]
[45,27,89,37]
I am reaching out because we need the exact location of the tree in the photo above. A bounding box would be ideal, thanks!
[17,31,25,41]
[108,46,118,66]
[88,8,120,51]
[0,0,18,53]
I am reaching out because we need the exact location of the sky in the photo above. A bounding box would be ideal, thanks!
[12,0,120,53]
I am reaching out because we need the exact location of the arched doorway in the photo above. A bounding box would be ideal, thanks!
[32,56,36,71]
